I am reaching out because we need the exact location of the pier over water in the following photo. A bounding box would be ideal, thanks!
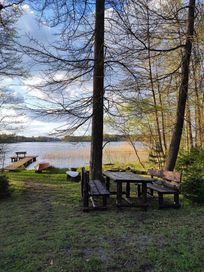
[5,152,38,171]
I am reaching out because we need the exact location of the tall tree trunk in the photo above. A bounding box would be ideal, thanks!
[165,0,196,170]
[90,0,105,180]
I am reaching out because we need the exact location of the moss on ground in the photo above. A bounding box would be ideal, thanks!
[0,170,204,272]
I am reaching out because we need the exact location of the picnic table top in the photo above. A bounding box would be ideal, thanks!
[103,171,154,183]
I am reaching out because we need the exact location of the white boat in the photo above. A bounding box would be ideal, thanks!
[66,170,80,178]
[66,170,80,181]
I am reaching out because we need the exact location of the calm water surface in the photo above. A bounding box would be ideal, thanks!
[2,141,146,169]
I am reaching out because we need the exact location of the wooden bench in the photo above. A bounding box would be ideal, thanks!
[146,169,181,209]
[81,168,110,212]
[16,152,27,157]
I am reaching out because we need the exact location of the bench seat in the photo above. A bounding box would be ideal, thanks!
[147,183,178,194]
[146,169,181,209]
[89,179,110,196]
[81,168,110,211]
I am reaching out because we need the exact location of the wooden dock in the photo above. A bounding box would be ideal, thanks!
[5,156,38,171]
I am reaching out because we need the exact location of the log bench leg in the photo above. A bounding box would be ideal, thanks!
[142,183,148,211]
[158,193,164,209]
[126,182,130,198]
[105,177,110,198]
[106,177,110,191]
[117,181,122,207]
[83,172,89,212]
[81,168,85,197]
[83,192,89,212]
[102,195,107,208]
[157,192,180,209]
[137,184,141,197]
[174,193,181,208]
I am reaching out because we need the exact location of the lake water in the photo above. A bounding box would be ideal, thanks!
[1,141,148,169]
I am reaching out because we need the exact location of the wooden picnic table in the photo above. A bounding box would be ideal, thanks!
[103,171,154,210]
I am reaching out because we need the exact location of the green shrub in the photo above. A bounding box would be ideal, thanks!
[177,147,204,172]
[182,172,204,203]
[177,147,204,203]
[0,175,10,199]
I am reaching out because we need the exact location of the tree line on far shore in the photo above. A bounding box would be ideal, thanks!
[0,134,131,143]
[0,134,60,143]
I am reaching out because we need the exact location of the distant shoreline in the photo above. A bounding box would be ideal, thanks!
[0,139,130,144]
[0,134,140,144]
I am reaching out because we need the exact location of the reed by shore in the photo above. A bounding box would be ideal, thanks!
[43,142,149,165]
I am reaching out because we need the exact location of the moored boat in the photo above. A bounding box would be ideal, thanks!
[35,162,50,172]
[66,170,80,181]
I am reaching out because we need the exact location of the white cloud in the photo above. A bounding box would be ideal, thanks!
[22,4,30,13]
[22,73,92,100]
[22,76,48,100]
[23,119,65,136]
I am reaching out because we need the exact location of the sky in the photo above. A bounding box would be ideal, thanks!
[2,0,163,138]
[3,3,93,137]
[5,2,126,138]
[1,4,58,136]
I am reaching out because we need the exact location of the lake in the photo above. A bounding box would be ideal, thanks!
[1,141,148,169]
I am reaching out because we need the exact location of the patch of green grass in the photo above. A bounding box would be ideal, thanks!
[0,170,204,272]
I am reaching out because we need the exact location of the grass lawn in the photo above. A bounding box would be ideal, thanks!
[0,169,204,272]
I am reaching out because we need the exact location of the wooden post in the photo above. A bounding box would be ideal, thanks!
[117,181,122,206]
[83,172,89,210]
[142,183,148,207]
[81,167,85,197]
[158,193,164,209]
[126,182,130,198]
